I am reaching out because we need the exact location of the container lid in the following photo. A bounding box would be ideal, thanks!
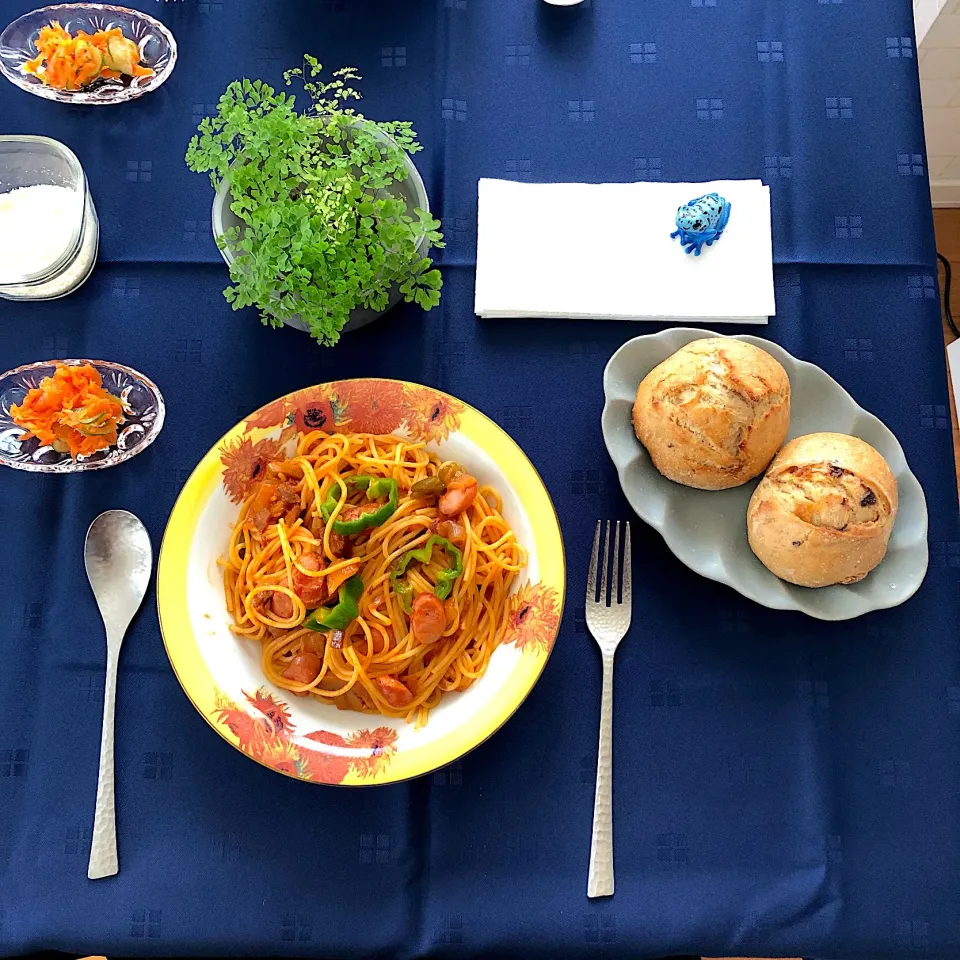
[0,135,87,286]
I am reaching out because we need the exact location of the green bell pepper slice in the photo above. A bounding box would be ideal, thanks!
[390,535,464,611]
[319,476,399,534]
[394,580,415,615]
[303,574,365,632]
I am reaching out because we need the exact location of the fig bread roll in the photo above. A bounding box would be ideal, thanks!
[747,432,898,587]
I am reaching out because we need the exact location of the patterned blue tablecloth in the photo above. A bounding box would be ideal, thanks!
[2,1,959,957]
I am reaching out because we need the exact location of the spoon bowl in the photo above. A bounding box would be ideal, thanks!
[85,509,152,636]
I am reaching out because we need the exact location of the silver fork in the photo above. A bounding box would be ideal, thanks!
[585,520,632,898]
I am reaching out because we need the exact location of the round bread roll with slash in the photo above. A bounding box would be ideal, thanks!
[632,337,791,490]
[747,433,898,587]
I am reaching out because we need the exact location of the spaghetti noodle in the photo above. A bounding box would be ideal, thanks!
[221,431,527,725]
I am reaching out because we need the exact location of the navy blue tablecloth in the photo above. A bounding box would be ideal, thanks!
[2,1,959,957]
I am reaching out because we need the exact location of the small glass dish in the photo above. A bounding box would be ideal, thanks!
[0,3,176,104]
[0,359,165,473]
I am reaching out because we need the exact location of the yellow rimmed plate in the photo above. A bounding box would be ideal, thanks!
[157,379,565,785]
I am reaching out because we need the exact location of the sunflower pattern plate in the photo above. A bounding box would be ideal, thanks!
[157,379,565,785]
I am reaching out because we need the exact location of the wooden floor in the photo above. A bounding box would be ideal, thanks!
[932,209,960,498]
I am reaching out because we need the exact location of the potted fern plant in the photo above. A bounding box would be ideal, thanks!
[185,56,443,346]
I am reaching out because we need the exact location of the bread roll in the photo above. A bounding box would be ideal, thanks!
[632,337,790,489]
[747,433,898,587]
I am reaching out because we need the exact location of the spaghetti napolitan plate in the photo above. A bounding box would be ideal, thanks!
[157,379,564,785]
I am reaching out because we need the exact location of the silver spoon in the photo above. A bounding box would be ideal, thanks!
[83,510,152,880]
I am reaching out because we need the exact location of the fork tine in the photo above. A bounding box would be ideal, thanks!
[598,520,610,606]
[612,520,621,604]
[621,522,632,605]
[586,520,601,602]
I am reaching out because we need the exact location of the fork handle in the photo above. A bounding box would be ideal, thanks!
[588,652,615,897]
[88,646,119,880]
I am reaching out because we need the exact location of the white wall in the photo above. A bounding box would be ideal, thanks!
[916,0,948,45]
[921,0,960,205]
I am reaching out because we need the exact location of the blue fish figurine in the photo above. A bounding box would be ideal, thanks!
[670,192,731,256]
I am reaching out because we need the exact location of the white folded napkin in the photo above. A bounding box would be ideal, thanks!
[474,178,775,323]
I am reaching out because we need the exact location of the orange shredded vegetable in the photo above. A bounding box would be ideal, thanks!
[10,363,125,459]
[24,21,153,91]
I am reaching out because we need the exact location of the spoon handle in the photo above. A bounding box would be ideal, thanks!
[88,645,119,879]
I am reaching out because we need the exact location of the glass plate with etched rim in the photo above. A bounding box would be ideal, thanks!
[0,3,176,104]
[0,358,165,472]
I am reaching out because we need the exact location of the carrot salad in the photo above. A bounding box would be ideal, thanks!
[24,22,153,91]
[10,363,125,458]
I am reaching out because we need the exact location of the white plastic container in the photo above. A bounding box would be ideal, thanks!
[0,135,98,300]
